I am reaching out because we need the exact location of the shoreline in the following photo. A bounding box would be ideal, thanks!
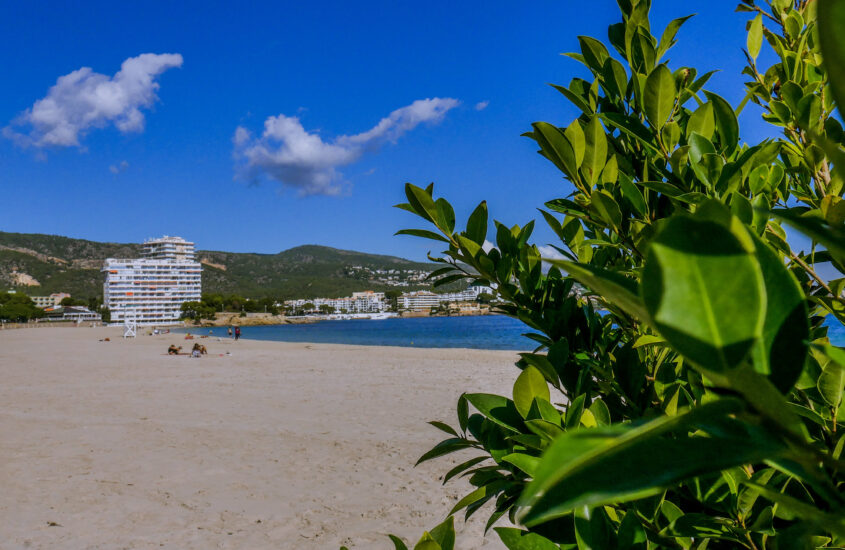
[0,327,514,549]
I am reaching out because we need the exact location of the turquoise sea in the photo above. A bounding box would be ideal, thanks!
[183,315,845,350]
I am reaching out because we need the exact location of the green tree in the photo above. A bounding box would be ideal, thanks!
[318,304,335,314]
[0,293,44,322]
[385,289,403,311]
[375,1,845,548]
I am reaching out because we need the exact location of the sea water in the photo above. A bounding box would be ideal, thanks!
[185,315,845,351]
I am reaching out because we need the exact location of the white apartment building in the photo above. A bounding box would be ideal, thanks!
[400,285,492,312]
[102,236,202,325]
[288,291,386,314]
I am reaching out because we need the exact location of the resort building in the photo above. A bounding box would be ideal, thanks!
[102,236,202,325]
[42,305,101,322]
[29,292,71,309]
[399,285,492,312]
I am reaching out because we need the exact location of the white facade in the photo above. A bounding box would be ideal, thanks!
[102,236,202,325]
[287,291,386,314]
[400,285,491,312]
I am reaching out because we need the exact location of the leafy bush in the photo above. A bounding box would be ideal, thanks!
[0,292,44,322]
[359,0,845,548]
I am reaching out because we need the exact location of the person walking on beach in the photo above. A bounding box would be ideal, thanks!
[228,326,233,338]
[234,326,241,341]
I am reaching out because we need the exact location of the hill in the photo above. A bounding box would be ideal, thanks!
[0,232,441,300]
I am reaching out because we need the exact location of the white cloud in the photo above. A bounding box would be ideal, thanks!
[482,240,495,253]
[6,53,183,148]
[109,160,129,174]
[537,245,566,260]
[475,100,489,111]
[233,97,460,196]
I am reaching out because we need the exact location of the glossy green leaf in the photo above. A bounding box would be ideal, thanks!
[465,393,525,432]
[644,64,676,129]
[578,35,610,73]
[389,535,410,550]
[747,231,809,392]
[395,229,451,243]
[494,527,560,550]
[582,117,607,185]
[514,366,551,418]
[532,122,579,179]
[703,91,739,156]
[565,120,586,168]
[590,190,622,230]
[818,0,845,119]
[502,453,541,478]
[686,102,715,140]
[465,201,488,245]
[518,399,783,526]
[747,14,763,59]
[428,515,455,550]
[545,259,646,319]
[656,15,693,61]
[641,211,765,373]
[817,346,845,408]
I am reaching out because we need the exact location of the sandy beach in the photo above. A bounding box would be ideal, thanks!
[0,327,517,549]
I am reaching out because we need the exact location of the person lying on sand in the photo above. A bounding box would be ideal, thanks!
[191,343,207,355]
[168,345,182,355]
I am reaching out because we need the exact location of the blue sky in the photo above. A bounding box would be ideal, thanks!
[0,1,770,261]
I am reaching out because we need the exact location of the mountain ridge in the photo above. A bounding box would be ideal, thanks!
[0,231,438,300]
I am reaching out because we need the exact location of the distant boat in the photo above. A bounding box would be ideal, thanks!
[368,312,396,320]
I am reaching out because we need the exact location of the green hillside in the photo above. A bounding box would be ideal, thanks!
[0,232,440,300]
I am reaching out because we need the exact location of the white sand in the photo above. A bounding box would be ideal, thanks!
[0,327,518,549]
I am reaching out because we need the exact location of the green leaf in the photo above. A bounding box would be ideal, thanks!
[514,366,551,418]
[644,64,676,129]
[599,113,661,155]
[590,190,623,230]
[743,482,845,537]
[532,122,579,179]
[428,421,458,437]
[602,58,629,100]
[565,120,586,168]
[686,102,715,140]
[589,399,611,426]
[405,183,439,224]
[465,201,488,245]
[448,481,506,516]
[465,393,525,432]
[619,175,647,217]
[818,0,845,119]
[435,198,455,234]
[502,453,542,478]
[656,15,694,61]
[817,346,845,408]
[770,209,845,261]
[389,534,410,550]
[395,229,451,243]
[545,259,646,319]
[578,35,610,73]
[443,456,488,484]
[416,438,474,465]
[494,527,560,550]
[517,399,783,526]
[582,117,608,185]
[641,209,765,374]
[414,534,442,550]
[703,91,739,156]
[428,516,456,550]
[747,231,810,392]
[747,14,763,59]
